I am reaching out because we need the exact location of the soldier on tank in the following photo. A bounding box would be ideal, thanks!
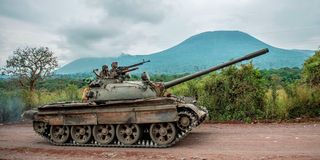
[109,62,118,78]
[99,65,110,79]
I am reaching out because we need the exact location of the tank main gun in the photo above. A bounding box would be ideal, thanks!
[162,48,269,89]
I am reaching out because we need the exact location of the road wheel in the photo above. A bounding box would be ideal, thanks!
[150,122,176,146]
[116,124,141,145]
[50,125,70,144]
[71,125,92,144]
[93,124,115,144]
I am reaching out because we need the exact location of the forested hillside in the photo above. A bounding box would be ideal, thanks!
[57,31,314,74]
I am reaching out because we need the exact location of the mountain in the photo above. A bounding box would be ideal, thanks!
[56,31,314,74]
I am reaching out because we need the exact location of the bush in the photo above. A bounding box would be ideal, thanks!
[265,88,290,119]
[171,63,267,122]
[302,50,320,86]
[170,80,199,97]
[201,64,266,122]
[288,50,320,118]
[288,85,320,118]
[35,85,81,106]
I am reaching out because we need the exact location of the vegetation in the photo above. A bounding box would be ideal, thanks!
[170,50,320,121]
[302,50,320,86]
[0,50,319,123]
[288,50,320,118]
[2,47,58,109]
[170,63,266,122]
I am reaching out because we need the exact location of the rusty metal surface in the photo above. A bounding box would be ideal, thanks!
[97,112,136,124]
[35,100,178,125]
[35,115,63,125]
[37,103,177,115]
[64,113,97,125]
[136,109,177,123]
[39,97,177,110]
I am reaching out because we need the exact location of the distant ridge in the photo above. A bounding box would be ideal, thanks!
[56,31,314,74]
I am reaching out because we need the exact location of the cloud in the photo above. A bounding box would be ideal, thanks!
[0,0,39,22]
[61,24,120,48]
[53,0,169,58]
[87,0,167,24]
[0,0,319,67]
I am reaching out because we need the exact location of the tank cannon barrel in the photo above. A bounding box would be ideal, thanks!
[163,48,269,89]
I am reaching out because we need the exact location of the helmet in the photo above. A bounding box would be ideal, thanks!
[111,62,118,68]
[102,65,108,70]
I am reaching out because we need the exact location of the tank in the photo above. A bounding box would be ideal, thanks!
[23,48,269,148]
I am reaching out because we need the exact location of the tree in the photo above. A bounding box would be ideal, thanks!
[288,50,320,117]
[302,50,320,87]
[4,47,58,109]
[200,63,266,121]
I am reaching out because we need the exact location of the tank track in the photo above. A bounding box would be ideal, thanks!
[34,111,198,148]
[36,126,192,148]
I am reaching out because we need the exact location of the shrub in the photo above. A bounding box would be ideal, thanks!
[302,50,320,86]
[265,88,290,119]
[288,85,320,118]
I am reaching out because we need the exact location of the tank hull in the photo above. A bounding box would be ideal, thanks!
[36,98,179,125]
[27,97,208,148]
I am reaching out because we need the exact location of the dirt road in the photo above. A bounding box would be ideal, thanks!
[0,123,319,160]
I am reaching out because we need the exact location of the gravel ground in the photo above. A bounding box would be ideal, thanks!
[0,123,319,160]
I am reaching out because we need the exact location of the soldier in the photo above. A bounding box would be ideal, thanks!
[81,87,90,102]
[109,62,118,78]
[99,65,110,78]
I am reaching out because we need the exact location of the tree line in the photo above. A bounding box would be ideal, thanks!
[0,47,319,123]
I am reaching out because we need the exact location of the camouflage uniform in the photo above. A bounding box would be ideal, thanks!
[81,87,90,102]
[109,62,118,78]
[99,65,110,78]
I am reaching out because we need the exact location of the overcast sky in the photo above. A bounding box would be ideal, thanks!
[0,0,319,67]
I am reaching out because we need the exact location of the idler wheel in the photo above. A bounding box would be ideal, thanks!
[93,124,115,144]
[116,124,141,145]
[71,125,92,144]
[150,122,176,146]
[50,125,70,144]
[177,111,196,131]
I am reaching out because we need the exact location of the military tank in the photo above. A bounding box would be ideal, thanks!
[23,48,268,148]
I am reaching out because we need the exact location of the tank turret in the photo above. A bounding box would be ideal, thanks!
[87,48,269,102]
